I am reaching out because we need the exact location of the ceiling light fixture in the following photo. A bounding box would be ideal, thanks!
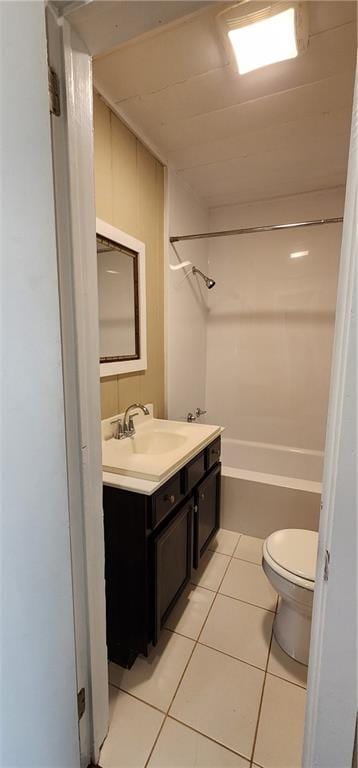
[218,2,308,75]
[290,250,309,259]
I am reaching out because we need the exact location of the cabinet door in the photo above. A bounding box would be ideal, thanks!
[194,463,221,568]
[153,499,193,643]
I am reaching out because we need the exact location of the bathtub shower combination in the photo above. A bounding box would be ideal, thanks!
[170,216,340,543]
[172,215,340,665]
[221,438,322,539]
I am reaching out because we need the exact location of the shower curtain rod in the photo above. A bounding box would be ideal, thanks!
[169,216,343,243]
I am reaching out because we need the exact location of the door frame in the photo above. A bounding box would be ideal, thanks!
[46,8,93,765]
[52,12,357,765]
[48,9,109,764]
[303,66,357,767]
[62,16,110,761]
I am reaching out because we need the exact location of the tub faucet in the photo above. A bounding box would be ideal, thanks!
[187,407,207,423]
[123,403,150,437]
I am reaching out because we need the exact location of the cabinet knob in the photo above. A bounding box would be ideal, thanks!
[164,494,175,504]
[212,449,220,455]
[200,493,205,501]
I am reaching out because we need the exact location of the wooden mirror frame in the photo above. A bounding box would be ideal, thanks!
[96,218,147,377]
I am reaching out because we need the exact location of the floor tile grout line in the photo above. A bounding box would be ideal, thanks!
[143,541,243,767]
[142,547,231,768]
[208,531,242,558]
[249,656,271,764]
[249,610,276,765]
[188,580,275,612]
[108,681,166,715]
[171,589,276,623]
[108,532,281,767]
[250,758,266,768]
[266,669,307,690]
[196,639,272,676]
[143,632,200,768]
[224,582,278,610]
[164,627,307,688]
[164,626,202,643]
[189,581,217,593]
[112,539,235,768]
[218,588,276,613]
[105,530,307,768]
[163,537,267,765]
[191,549,232,592]
[232,535,276,766]
[190,543,233,604]
[167,713,252,764]
[172,539,233,686]
[213,535,276,612]
[194,539,237,644]
[232,554,264,566]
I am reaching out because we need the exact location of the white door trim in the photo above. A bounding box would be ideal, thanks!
[303,64,357,768]
[46,7,93,765]
[55,14,357,767]
[61,17,109,762]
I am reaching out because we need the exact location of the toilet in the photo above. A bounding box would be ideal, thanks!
[262,528,318,666]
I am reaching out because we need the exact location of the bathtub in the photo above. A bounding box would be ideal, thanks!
[221,438,323,539]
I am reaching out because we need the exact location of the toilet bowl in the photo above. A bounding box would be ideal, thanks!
[262,529,318,665]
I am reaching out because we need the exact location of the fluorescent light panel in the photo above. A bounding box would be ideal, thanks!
[290,250,309,259]
[228,8,298,74]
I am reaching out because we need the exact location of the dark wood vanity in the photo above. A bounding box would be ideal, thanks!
[103,436,221,668]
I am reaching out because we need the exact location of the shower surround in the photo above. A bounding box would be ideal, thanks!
[205,187,343,451]
[167,183,343,535]
[204,188,343,536]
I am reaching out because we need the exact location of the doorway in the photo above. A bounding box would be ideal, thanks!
[49,3,358,764]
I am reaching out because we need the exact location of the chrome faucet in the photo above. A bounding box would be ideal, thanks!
[187,407,207,423]
[110,416,124,440]
[123,403,150,437]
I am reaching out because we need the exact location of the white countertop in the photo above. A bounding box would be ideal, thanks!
[102,407,222,495]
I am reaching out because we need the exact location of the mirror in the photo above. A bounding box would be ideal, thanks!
[96,218,147,377]
[97,236,139,361]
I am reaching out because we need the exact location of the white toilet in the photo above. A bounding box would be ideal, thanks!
[262,528,318,666]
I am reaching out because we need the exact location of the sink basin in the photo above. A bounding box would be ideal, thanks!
[102,415,221,481]
[129,430,186,455]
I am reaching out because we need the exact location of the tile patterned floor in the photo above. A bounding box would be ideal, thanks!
[101,530,308,768]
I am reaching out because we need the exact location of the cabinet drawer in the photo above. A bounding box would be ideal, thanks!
[184,451,205,494]
[205,437,221,471]
[151,473,183,528]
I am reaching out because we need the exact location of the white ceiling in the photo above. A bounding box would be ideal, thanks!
[92,1,357,209]
[67,1,211,56]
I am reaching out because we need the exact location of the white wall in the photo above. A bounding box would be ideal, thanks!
[206,188,344,450]
[167,170,209,421]
[1,3,80,766]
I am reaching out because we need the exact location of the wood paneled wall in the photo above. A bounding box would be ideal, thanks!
[93,92,165,419]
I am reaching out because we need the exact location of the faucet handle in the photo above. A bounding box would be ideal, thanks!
[110,417,124,439]
[127,413,139,435]
[195,408,207,418]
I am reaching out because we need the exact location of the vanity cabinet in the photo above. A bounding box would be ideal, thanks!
[153,497,193,644]
[103,437,221,668]
[194,463,221,569]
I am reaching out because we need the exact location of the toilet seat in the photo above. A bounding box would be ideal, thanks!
[263,529,318,591]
